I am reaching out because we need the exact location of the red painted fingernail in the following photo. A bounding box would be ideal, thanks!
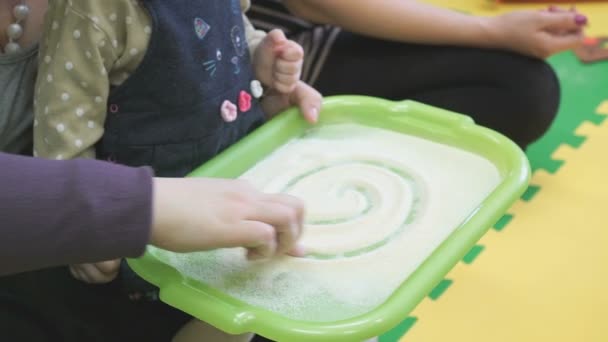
[575,14,588,26]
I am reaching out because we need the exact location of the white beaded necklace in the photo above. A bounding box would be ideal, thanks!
[3,1,30,54]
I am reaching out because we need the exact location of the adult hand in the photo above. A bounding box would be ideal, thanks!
[151,178,306,259]
[486,8,586,59]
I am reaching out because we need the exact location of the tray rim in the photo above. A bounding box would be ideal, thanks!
[128,95,531,342]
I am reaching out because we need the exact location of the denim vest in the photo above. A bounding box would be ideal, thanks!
[97,0,265,177]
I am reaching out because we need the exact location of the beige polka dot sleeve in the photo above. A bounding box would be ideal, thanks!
[34,0,150,160]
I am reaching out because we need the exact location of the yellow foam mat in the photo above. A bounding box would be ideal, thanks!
[423,0,608,36]
[402,103,608,341]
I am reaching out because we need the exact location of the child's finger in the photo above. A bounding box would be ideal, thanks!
[95,260,120,275]
[275,59,301,75]
[255,203,299,256]
[79,263,116,283]
[75,270,90,283]
[274,71,300,86]
[300,105,319,124]
[289,82,322,124]
[278,42,304,62]
[267,29,288,47]
[248,198,303,256]
[273,80,298,94]
[287,244,306,258]
[243,222,278,260]
[71,265,93,283]
[69,265,83,280]
[263,193,305,245]
[216,219,272,250]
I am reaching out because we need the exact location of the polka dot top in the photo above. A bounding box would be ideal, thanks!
[33,0,264,160]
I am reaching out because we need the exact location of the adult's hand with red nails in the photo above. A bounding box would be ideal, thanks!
[482,6,587,59]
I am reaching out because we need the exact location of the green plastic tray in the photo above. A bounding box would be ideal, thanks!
[128,96,530,342]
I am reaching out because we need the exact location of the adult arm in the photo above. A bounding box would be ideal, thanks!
[0,153,306,276]
[282,0,584,58]
[0,152,153,276]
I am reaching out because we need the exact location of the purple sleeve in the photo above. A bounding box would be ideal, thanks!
[0,152,154,276]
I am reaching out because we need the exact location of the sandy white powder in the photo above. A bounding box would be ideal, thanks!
[149,123,500,322]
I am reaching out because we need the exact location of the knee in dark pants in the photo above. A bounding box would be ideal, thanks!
[507,59,560,148]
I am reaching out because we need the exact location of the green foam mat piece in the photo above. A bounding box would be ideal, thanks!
[462,245,485,264]
[521,185,541,202]
[493,214,513,232]
[527,52,608,172]
[428,279,453,301]
[379,317,418,342]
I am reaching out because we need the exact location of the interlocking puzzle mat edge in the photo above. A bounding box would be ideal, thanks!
[378,1,608,341]
[395,101,608,342]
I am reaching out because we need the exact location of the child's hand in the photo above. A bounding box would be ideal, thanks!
[69,260,120,284]
[151,178,306,259]
[254,29,304,94]
[262,81,322,124]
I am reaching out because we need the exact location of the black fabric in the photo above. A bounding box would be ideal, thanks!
[0,268,191,342]
[0,292,60,342]
[314,32,560,148]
